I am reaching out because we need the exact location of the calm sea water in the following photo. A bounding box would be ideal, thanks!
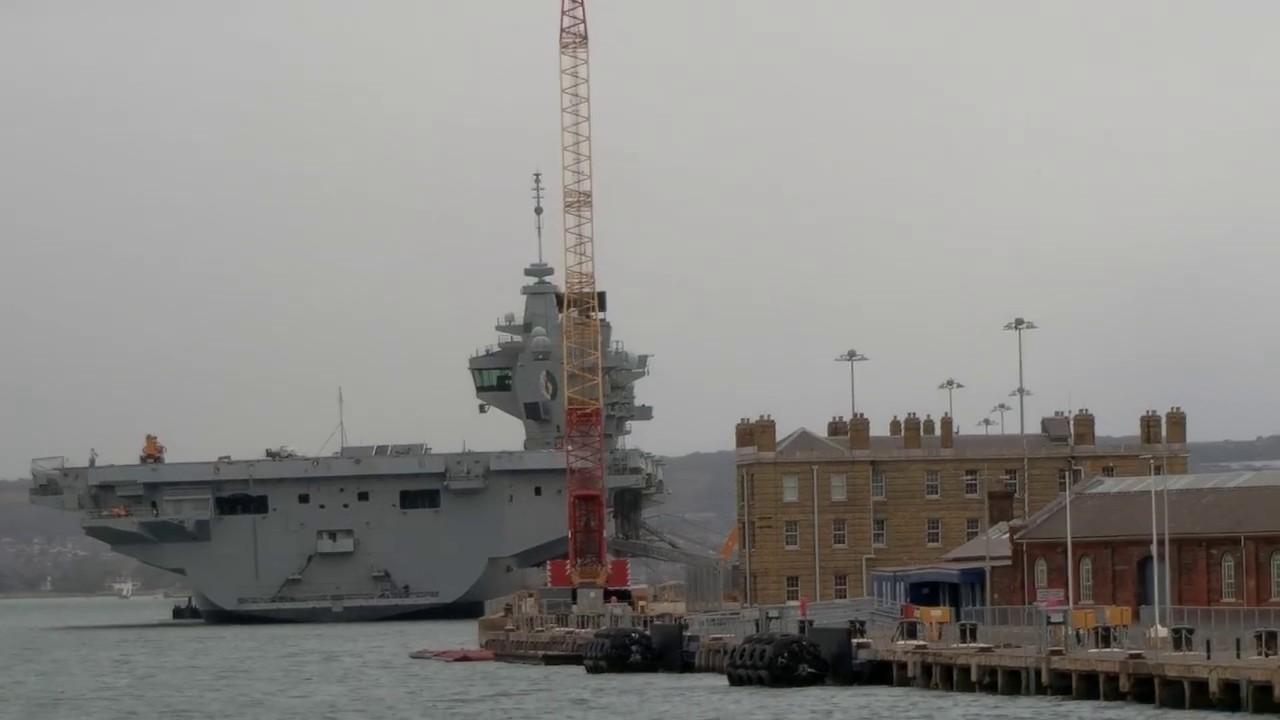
[0,597,1223,720]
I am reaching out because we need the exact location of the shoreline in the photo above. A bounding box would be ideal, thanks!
[0,591,174,601]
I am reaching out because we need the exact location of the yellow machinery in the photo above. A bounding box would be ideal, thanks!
[1071,605,1133,629]
[892,605,952,643]
[915,606,952,642]
[139,434,166,464]
[1071,605,1133,650]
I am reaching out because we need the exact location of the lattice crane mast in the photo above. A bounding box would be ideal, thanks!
[558,0,608,588]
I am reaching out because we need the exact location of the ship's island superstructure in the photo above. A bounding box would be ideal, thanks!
[28,260,663,622]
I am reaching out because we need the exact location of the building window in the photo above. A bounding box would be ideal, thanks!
[872,519,886,547]
[1102,465,1116,478]
[924,471,940,499]
[1079,556,1094,604]
[1034,557,1048,590]
[1003,469,1020,495]
[965,518,980,541]
[1272,552,1280,600]
[399,489,441,510]
[785,575,800,602]
[215,494,269,516]
[833,574,848,600]
[871,471,885,500]
[783,520,800,549]
[356,491,369,502]
[963,469,979,497]
[1222,553,1237,601]
[832,518,847,548]
[925,518,941,546]
[1153,464,1164,476]
[782,475,799,503]
[1057,469,1069,494]
[297,493,311,505]
[830,474,847,501]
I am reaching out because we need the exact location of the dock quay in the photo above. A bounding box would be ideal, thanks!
[471,597,1280,713]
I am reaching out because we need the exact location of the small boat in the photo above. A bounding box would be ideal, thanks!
[408,648,495,662]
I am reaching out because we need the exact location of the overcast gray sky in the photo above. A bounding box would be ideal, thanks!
[2,1,1278,477]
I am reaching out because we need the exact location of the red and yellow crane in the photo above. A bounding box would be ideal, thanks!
[558,0,608,588]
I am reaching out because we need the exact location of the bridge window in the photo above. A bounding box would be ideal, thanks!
[399,489,441,510]
[471,368,514,393]
[215,494,269,516]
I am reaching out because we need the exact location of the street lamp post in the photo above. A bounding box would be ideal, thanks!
[1066,464,1084,615]
[834,349,869,418]
[991,403,1013,434]
[1002,318,1039,434]
[1139,455,1161,630]
[938,378,965,422]
[1162,451,1191,613]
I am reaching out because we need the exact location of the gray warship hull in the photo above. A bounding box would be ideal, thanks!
[29,257,664,623]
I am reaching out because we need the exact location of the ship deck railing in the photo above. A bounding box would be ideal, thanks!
[237,591,444,605]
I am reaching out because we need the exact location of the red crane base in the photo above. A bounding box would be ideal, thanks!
[547,558,631,589]
[562,405,608,585]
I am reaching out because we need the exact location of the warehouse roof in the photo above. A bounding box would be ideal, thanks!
[1018,471,1280,542]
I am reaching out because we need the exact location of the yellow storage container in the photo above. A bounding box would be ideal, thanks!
[915,606,952,624]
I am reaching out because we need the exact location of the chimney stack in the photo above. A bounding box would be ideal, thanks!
[903,412,922,450]
[923,414,936,436]
[848,413,872,451]
[734,418,756,449]
[1141,410,1163,445]
[1166,406,1187,445]
[940,413,954,449]
[753,415,777,452]
[1072,409,1095,446]
[826,417,837,437]
[889,415,902,437]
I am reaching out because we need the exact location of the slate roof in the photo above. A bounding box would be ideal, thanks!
[1017,471,1280,542]
[772,426,1144,460]
[942,521,1011,561]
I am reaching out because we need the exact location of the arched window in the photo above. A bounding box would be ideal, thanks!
[1222,553,1237,601]
[1271,552,1280,600]
[1034,558,1048,590]
[1079,556,1094,604]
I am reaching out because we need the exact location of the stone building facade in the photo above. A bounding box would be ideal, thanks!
[734,407,1190,606]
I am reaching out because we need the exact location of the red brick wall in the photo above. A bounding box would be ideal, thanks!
[1013,535,1280,608]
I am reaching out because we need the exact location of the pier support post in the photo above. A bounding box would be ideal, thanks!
[893,662,908,687]
[954,665,975,692]
[1187,680,1214,710]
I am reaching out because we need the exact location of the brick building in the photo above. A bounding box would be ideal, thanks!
[734,407,1190,606]
[1013,470,1280,609]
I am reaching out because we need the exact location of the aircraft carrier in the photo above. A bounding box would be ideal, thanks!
[27,257,665,623]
